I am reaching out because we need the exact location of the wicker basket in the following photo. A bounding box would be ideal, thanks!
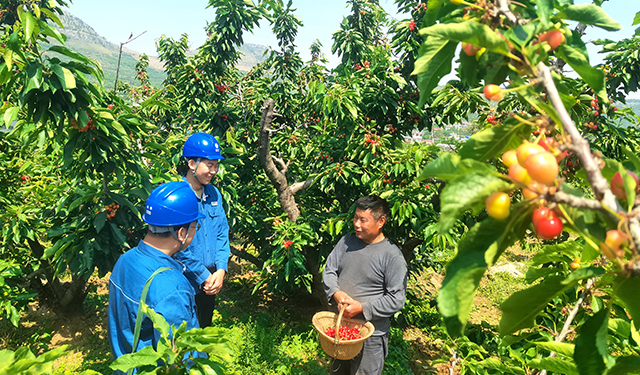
[312,308,375,360]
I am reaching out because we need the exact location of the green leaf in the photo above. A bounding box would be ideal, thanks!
[417,152,460,181]
[50,64,76,90]
[438,216,529,337]
[48,45,99,68]
[537,0,554,28]
[619,164,637,211]
[413,37,457,104]
[613,276,640,325]
[574,309,610,375]
[500,267,605,335]
[419,21,512,56]
[439,171,510,232]
[109,345,160,371]
[528,357,579,375]
[3,106,19,128]
[475,358,525,374]
[606,356,640,375]
[555,45,607,103]
[622,146,640,172]
[534,341,575,357]
[458,121,531,162]
[556,5,622,31]
[93,212,107,233]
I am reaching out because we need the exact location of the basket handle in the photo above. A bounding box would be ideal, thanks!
[334,303,346,345]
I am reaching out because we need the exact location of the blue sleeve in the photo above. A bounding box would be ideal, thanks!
[173,246,210,287]
[213,187,230,272]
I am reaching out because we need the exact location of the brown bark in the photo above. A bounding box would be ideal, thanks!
[257,99,307,222]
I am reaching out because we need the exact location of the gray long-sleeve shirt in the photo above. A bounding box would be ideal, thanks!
[323,234,408,336]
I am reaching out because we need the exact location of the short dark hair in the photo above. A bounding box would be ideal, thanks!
[355,195,390,224]
[147,223,192,238]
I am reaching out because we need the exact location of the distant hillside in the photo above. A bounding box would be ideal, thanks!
[50,12,267,89]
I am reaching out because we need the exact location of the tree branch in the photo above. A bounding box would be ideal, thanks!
[257,99,300,222]
[545,191,604,211]
[290,178,314,195]
[532,278,595,375]
[537,61,640,273]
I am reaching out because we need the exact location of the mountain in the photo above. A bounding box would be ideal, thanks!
[52,12,267,89]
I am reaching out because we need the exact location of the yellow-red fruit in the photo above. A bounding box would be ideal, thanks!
[501,150,517,167]
[525,152,559,185]
[522,181,540,200]
[509,163,531,184]
[462,42,481,56]
[570,259,581,269]
[605,230,628,249]
[599,242,623,260]
[516,141,545,167]
[610,171,639,200]
[485,192,511,220]
[484,84,504,101]
[539,30,565,51]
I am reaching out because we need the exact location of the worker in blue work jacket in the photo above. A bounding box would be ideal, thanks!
[174,132,230,327]
[108,181,205,372]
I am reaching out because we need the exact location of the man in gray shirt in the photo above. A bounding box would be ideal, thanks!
[323,195,408,375]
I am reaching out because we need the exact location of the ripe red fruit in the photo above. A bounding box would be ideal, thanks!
[539,30,565,51]
[484,84,504,101]
[462,42,481,56]
[532,208,563,239]
[537,137,557,152]
[485,192,511,220]
[525,152,559,185]
[610,171,639,200]
[516,141,545,167]
[108,104,114,110]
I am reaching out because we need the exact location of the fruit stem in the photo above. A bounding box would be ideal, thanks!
[461,0,485,11]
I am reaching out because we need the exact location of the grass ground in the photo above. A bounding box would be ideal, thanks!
[0,244,538,374]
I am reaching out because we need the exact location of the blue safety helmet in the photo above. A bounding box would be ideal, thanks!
[142,181,205,227]
[182,132,224,160]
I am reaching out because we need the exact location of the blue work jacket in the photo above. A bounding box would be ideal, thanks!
[173,179,230,294]
[108,240,200,373]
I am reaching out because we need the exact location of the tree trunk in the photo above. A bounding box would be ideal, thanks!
[27,238,88,316]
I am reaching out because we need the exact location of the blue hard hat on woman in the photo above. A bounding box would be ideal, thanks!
[143,181,205,227]
[182,133,224,160]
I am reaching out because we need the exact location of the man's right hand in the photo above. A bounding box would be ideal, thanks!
[333,291,363,319]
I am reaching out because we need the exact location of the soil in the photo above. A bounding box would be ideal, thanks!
[0,253,518,374]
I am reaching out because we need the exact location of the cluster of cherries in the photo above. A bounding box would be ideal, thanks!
[214,83,228,93]
[485,136,565,239]
[364,134,381,148]
[282,240,293,249]
[325,326,361,341]
[355,61,370,70]
[103,203,120,220]
[71,118,95,132]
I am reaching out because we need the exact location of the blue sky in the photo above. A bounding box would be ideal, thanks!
[65,1,637,70]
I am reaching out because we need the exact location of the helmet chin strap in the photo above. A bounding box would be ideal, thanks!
[169,222,193,250]
[191,157,203,186]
